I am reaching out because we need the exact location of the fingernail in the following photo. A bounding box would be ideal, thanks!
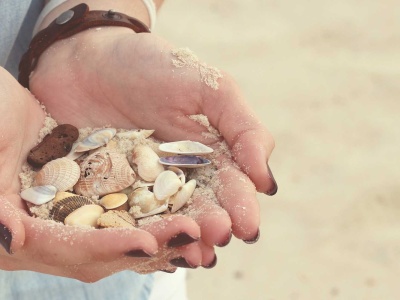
[0,223,12,254]
[216,230,232,247]
[125,249,154,258]
[167,232,199,248]
[243,229,260,244]
[169,257,197,269]
[203,255,217,269]
[266,164,278,196]
[160,268,177,273]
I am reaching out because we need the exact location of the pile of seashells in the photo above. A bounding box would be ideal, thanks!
[20,125,213,229]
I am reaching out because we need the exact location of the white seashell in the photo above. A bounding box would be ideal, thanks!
[100,193,129,211]
[153,170,183,201]
[167,166,185,185]
[159,140,213,155]
[65,143,85,160]
[74,128,117,153]
[128,187,159,213]
[132,180,155,190]
[159,155,211,168]
[21,185,57,205]
[74,150,136,197]
[170,179,196,213]
[64,204,104,227]
[129,200,169,219]
[34,158,80,192]
[132,144,165,182]
[116,129,154,140]
[89,139,118,155]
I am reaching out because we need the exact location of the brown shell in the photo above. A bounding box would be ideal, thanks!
[74,150,136,197]
[49,196,93,223]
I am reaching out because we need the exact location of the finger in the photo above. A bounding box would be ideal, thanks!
[198,240,217,269]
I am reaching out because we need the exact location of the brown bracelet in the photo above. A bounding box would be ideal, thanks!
[18,3,150,89]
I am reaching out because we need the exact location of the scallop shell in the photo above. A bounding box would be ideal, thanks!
[97,210,136,228]
[20,185,57,205]
[159,155,211,168]
[159,141,213,155]
[132,144,164,182]
[74,150,136,197]
[100,193,129,211]
[153,170,183,201]
[64,204,104,227]
[116,129,154,140]
[34,158,80,192]
[170,179,196,213]
[49,196,94,223]
[74,128,117,153]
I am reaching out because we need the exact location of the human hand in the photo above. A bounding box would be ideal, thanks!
[28,28,276,268]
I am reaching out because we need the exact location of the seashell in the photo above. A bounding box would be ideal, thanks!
[159,155,211,168]
[34,158,80,192]
[170,179,196,213]
[129,199,169,219]
[132,144,164,182]
[20,185,57,205]
[97,210,136,228]
[53,191,77,203]
[49,196,93,223]
[128,187,159,213]
[167,166,185,185]
[64,204,104,228]
[100,193,129,211]
[74,128,117,153]
[65,142,85,161]
[159,140,213,155]
[153,170,183,201]
[116,129,154,140]
[132,180,155,191]
[74,150,136,197]
[89,139,118,155]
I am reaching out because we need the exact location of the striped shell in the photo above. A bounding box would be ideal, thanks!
[34,158,80,192]
[49,196,93,223]
[74,150,136,197]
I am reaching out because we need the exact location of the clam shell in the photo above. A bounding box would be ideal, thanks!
[153,170,183,201]
[116,129,154,140]
[34,158,80,192]
[128,187,159,213]
[167,166,185,185]
[170,179,196,213]
[132,144,164,182]
[74,150,136,197]
[65,143,85,161]
[97,210,136,228]
[159,141,213,155]
[64,204,104,227]
[49,196,93,223]
[159,155,211,168]
[129,199,169,219]
[20,185,57,205]
[74,128,117,153]
[100,193,129,211]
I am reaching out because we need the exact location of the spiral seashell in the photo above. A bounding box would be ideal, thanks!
[132,144,164,182]
[74,128,117,153]
[97,210,136,228]
[153,170,183,201]
[64,204,104,227]
[34,158,80,192]
[170,179,196,213]
[20,185,57,205]
[74,150,136,197]
[49,196,94,223]
[159,140,213,155]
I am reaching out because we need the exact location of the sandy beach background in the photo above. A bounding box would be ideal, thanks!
[155,1,400,299]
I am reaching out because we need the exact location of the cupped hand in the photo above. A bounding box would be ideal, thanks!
[29,28,276,265]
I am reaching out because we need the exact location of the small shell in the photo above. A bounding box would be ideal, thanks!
[116,129,154,140]
[65,143,85,161]
[49,196,93,223]
[34,158,80,192]
[153,170,183,201]
[74,128,117,153]
[100,193,129,211]
[53,191,77,203]
[159,141,213,155]
[159,155,211,168]
[129,200,169,219]
[170,179,196,213]
[167,166,185,185]
[20,185,57,205]
[97,210,136,228]
[64,204,104,228]
[132,144,164,182]
[89,139,118,155]
[128,187,159,212]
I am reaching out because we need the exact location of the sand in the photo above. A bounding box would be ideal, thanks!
[156,0,400,299]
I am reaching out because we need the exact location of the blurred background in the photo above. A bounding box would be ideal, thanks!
[156,0,400,299]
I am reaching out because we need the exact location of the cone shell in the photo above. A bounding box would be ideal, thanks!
[20,185,57,205]
[132,144,164,182]
[153,170,183,201]
[34,158,80,192]
[74,128,117,152]
[170,179,196,213]
[97,210,136,228]
[49,196,93,223]
[64,204,104,227]
[74,150,136,197]
[100,193,129,211]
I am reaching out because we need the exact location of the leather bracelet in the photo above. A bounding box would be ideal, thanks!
[18,3,150,89]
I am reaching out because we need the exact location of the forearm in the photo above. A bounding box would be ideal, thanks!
[39,0,165,31]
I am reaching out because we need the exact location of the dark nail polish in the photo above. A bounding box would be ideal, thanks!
[216,230,232,247]
[160,268,177,273]
[266,164,278,196]
[167,232,199,248]
[0,223,12,254]
[169,257,197,269]
[125,249,153,258]
[243,229,260,244]
[203,255,217,269]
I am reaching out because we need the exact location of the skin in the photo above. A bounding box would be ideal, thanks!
[0,0,275,282]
